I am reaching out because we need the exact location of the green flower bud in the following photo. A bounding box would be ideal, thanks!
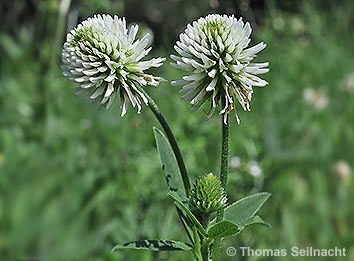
[188,173,227,215]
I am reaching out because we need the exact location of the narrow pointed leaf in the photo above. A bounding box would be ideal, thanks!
[112,240,192,252]
[208,220,240,240]
[175,206,194,243]
[153,127,186,200]
[224,192,270,227]
[168,191,208,238]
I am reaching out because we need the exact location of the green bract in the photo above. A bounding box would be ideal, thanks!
[188,173,227,215]
[62,14,166,116]
[171,14,269,124]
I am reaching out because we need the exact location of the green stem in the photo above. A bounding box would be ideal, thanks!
[201,240,210,260]
[137,86,191,197]
[213,112,230,260]
[219,113,230,211]
[199,214,210,260]
[211,240,220,261]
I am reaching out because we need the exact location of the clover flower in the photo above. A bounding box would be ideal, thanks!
[188,173,227,215]
[335,161,351,182]
[303,87,329,111]
[171,14,269,124]
[62,14,166,116]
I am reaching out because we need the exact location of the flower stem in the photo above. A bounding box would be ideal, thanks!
[219,113,230,213]
[201,240,210,260]
[213,112,230,260]
[137,86,191,197]
[201,214,210,260]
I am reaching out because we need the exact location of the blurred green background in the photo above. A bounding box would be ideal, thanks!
[0,0,353,260]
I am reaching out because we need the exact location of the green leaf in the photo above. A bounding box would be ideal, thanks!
[224,192,270,227]
[243,215,271,228]
[175,206,194,243]
[112,240,192,252]
[153,127,186,200]
[168,191,208,238]
[207,220,240,240]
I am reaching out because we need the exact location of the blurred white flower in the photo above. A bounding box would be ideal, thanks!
[80,119,92,130]
[303,87,329,111]
[247,160,262,177]
[62,14,166,116]
[342,73,354,93]
[290,16,305,34]
[230,156,241,168]
[335,161,351,181]
[209,0,219,9]
[171,14,269,124]
[272,15,285,31]
[17,103,33,117]
[146,8,164,23]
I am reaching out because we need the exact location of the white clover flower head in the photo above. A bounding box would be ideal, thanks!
[335,161,351,181]
[171,14,269,124]
[62,14,166,116]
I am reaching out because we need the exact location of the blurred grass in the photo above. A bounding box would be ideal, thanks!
[0,0,354,260]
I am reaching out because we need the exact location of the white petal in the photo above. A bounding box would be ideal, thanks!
[82,68,99,76]
[90,84,106,99]
[179,80,203,94]
[120,94,128,116]
[240,42,266,60]
[106,91,116,108]
[208,69,217,78]
[105,73,117,82]
[183,73,205,81]
[171,80,189,86]
[205,77,218,91]
[104,82,115,97]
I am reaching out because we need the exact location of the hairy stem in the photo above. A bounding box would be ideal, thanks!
[219,113,230,213]
[137,86,191,197]
[213,112,230,260]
